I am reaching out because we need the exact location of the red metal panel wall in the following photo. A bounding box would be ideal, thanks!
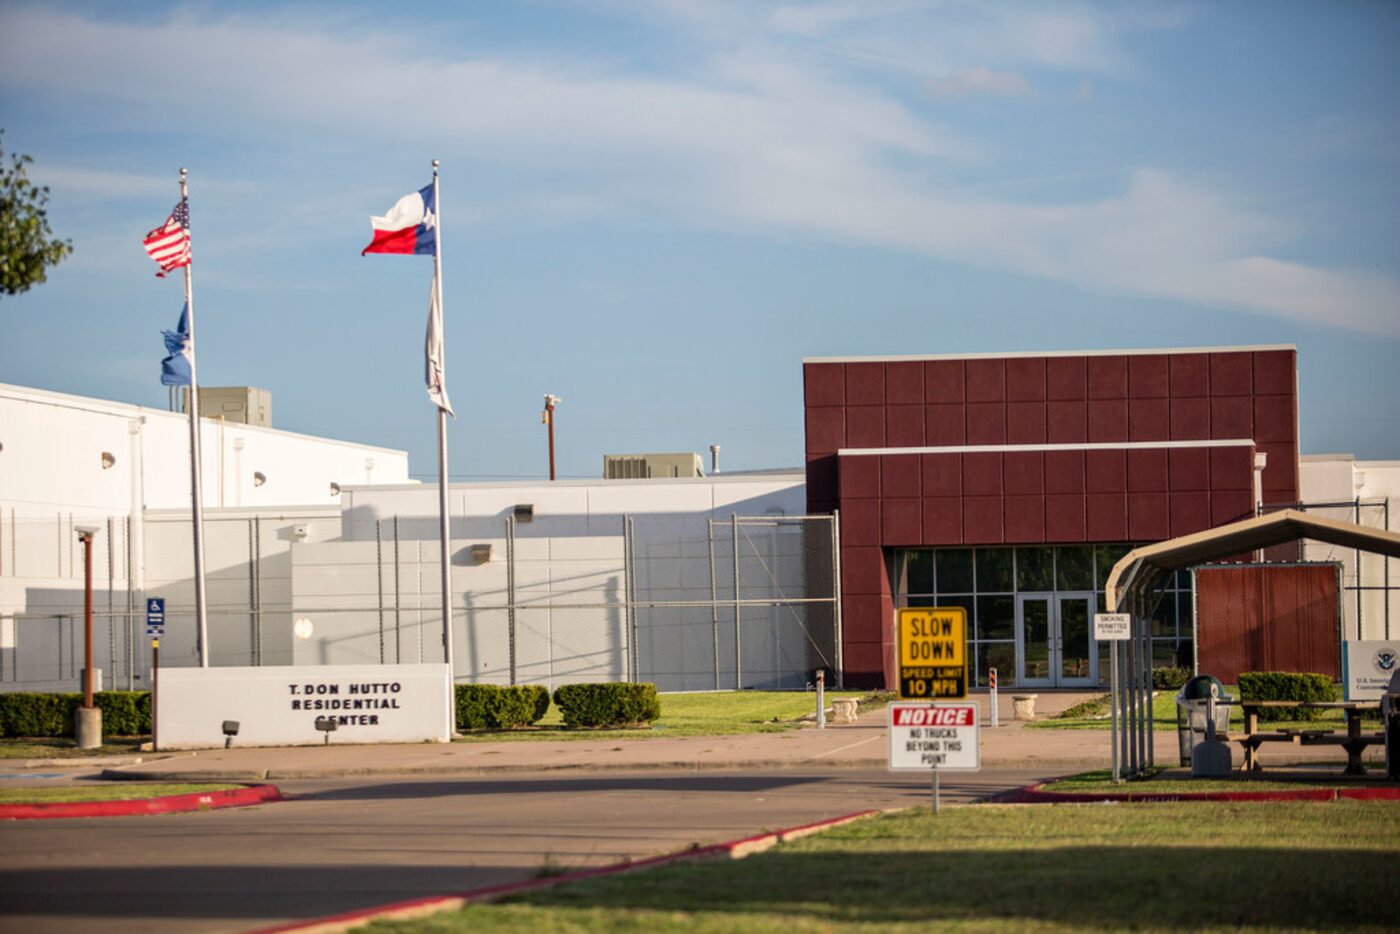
[805,348,1300,688]
[1194,563,1340,684]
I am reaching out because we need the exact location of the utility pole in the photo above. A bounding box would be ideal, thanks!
[542,394,562,480]
[75,525,103,748]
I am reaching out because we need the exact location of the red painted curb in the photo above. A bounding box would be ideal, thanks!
[0,783,283,820]
[1004,782,1399,804]
[251,808,882,934]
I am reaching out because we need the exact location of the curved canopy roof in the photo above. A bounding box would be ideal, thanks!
[1105,508,1400,612]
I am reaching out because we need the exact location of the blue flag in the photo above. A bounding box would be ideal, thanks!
[160,303,192,387]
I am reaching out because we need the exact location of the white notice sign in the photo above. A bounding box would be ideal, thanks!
[1343,641,1400,700]
[1094,613,1131,641]
[888,702,980,771]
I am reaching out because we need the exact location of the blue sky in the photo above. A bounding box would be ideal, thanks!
[2,1,1397,479]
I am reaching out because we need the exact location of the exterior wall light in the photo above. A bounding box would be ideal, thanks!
[253,471,266,487]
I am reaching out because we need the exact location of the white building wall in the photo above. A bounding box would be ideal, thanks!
[0,382,412,692]
[294,474,815,690]
[0,382,411,519]
[1299,454,1399,641]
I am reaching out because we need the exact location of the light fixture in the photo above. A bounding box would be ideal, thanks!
[101,452,116,469]
[222,720,240,749]
[253,471,267,487]
[314,716,338,744]
[329,482,341,496]
[294,617,314,640]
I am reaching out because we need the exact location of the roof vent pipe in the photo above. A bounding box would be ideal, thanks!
[710,444,721,475]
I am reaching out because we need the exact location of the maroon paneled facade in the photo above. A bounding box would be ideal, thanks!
[804,347,1300,689]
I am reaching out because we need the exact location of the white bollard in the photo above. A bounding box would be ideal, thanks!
[816,669,826,729]
[989,667,999,729]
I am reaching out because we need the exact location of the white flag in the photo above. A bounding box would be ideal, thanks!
[426,272,454,416]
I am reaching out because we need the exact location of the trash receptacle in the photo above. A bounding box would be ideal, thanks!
[1383,671,1400,782]
[1176,675,1231,766]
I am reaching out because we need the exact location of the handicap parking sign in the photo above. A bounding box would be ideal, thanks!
[146,597,165,636]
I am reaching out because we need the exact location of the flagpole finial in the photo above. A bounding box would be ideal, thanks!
[180,167,187,178]
[432,159,440,173]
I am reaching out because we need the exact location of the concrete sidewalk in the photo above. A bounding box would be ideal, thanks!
[15,690,1381,782]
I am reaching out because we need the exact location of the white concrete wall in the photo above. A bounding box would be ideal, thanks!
[1299,454,1400,640]
[0,382,412,692]
[0,382,411,519]
[294,474,819,690]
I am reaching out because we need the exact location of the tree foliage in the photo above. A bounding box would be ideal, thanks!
[0,131,73,297]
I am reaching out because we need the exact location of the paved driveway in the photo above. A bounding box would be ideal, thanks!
[0,767,1048,933]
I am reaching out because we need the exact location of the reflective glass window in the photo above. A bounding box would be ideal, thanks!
[936,549,975,594]
[976,548,1014,593]
[1056,546,1094,591]
[1016,547,1054,591]
[976,595,1014,641]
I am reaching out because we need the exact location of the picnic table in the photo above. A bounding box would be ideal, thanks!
[1234,701,1383,775]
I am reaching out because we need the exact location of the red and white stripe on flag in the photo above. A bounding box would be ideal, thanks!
[143,200,191,277]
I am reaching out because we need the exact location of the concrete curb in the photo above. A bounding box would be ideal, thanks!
[98,755,1112,783]
[1002,782,1400,804]
[0,783,284,820]
[249,808,883,934]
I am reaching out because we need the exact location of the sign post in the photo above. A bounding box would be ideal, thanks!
[1095,612,1131,783]
[888,702,979,812]
[894,608,972,811]
[147,598,165,752]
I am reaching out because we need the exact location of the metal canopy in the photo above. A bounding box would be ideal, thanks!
[1106,509,1400,612]
[1101,508,1400,779]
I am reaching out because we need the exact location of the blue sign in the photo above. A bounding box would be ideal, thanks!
[146,597,165,635]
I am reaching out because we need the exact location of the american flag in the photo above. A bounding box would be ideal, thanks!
[142,199,191,277]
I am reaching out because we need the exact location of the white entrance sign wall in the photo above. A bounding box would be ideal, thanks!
[888,702,980,770]
[156,663,452,749]
[1343,641,1400,700]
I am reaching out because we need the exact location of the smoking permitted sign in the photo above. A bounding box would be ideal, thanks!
[897,607,968,699]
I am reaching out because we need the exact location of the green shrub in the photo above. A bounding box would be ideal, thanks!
[552,682,660,728]
[1238,671,1339,721]
[95,692,151,736]
[454,684,551,731]
[1152,667,1191,690]
[0,691,151,737]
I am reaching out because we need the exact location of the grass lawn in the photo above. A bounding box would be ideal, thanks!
[365,801,1400,933]
[1042,767,1400,794]
[1029,691,1365,732]
[0,737,146,759]
[453,691,865,743]
[0,783,239,804]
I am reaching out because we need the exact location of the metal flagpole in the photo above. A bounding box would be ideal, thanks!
[432,160,455,688]
[180,168,210,668]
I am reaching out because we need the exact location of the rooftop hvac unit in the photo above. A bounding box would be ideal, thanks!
[197,386,272,427]
[603,452,705,479]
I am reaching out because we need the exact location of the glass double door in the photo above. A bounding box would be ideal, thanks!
[1016,592,1096,687]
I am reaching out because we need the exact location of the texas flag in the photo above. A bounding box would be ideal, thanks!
[361,184,436,255]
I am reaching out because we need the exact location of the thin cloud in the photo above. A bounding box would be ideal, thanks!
[0,3,1394,336]
[927,66,1031,99]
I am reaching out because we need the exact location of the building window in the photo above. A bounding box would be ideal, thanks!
[894,544,1193,688]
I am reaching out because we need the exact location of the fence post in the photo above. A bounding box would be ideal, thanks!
[831,510,843,690]
[732,513,742,690]
[708,517,720,690]
[393,516,402,663]
[507,514,517,686]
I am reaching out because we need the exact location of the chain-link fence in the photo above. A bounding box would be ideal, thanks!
[2,509,842,693]
[1260,498,1395,640]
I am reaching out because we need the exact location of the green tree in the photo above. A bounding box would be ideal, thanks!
[0,131,73,296]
